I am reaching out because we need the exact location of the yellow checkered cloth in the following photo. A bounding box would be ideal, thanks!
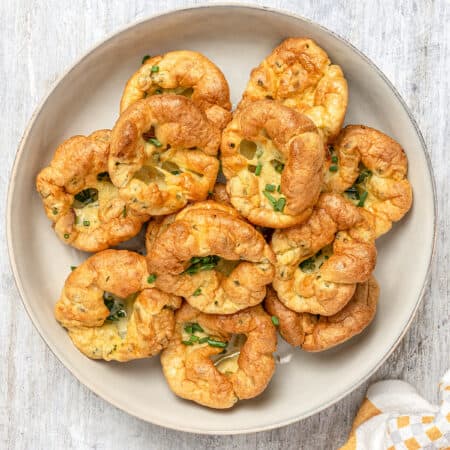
[340,370,450,449]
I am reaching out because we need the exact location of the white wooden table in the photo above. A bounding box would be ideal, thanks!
[1,1,448,448]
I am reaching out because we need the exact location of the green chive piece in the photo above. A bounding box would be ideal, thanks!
[151,65,159,73]
[329,165,338,172]
[155,88,162,94]
[207,338,227,348]
[122,206,127,218]
[182,340,194,346]
[255,163,262,176]
[52,207,58,215]
[331,155,338,164]
[263,190,277,205]
[277,185,281,193]
[64,234,70,239]
[198,337,209,344]
[171,170,181,175]
[184,324,193,334]
[142,54,151,64]
[147,274,157,284]
[83,220,90,227]
[147,137,162,147]
[265,184,276,192]
[183,255,219,275]
[74,188,98,206]
[191,323,204,333]
[70,266,77,271]
[344,186,360,200]
[271,315,280,326]
[275,197,286,212]
[357,191,368,207]
[193,288,202,296]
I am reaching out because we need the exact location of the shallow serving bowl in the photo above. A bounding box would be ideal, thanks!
[7,4,436,434]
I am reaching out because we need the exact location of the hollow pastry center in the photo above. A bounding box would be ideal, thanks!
[144,85,194,98]
[239,138,287,212]
[134,126,204,188]
[343,165,372,208]
[183,256,239,277]
[72,174,121,229]
[212,334,247,375]
[103,291,138,338]
[298,244,334,274]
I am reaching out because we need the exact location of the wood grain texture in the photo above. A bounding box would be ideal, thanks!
[1,0,448,449]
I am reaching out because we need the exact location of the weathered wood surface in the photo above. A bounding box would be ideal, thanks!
[1,1,449,448]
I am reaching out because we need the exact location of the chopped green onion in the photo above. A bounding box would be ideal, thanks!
[263,190,277,204]
[141,54,151,64]
[331,155,338,164]
[64,234,70,239]
[207,338,227,348]
[198,337,209,344]
[329,165,338,172]
[182,340,194,346]
[147,137,162,147]
[155,88,162,94]
[171,170,181,175]
[70,266,77,271]
[271,316,280,326]
[193,288,202,296]
[52,207,58,215]
[277,185,281,193]
[255,163,262,176]
[356,169,372,184]
[192,323,204,333]
[265,184,276,192]
[83,220,90,227]
[147,274,157,284]
[183,255,219,275]
[344,186,360,200]
[274,198,286,212]
[122,206,127,218]
[184,324,193,334]
[151,65,159,73]
[357,191,368,207]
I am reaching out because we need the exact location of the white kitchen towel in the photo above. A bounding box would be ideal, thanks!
[340,370,450,449]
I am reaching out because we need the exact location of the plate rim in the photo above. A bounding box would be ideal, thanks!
[6,2,438,435]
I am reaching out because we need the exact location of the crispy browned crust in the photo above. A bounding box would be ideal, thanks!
[109,94,221,215]
[221,100,324,228]
[55,250,181,361]
[240,38,348,142]
[271,193,377,315]
[120,50,232,129]
[264,278,378,351]
[146,201,275,314]
[323,125,413,237]
[36,130,149,252]
[160,303,277,409]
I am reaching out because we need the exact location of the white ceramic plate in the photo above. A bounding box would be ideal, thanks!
[7,4,436,434]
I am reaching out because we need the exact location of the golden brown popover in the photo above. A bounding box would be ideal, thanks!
[55,250,181,361]
[271,193,377,316]
[146,201,275,314]
[239,38,348,142]
[120,50,232,129]
[221,100,324,228]
[161,303,277,409]
[265,277,378,351]
[323,125,413,237]
[36,130,149,252]
[109,95,221,215]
